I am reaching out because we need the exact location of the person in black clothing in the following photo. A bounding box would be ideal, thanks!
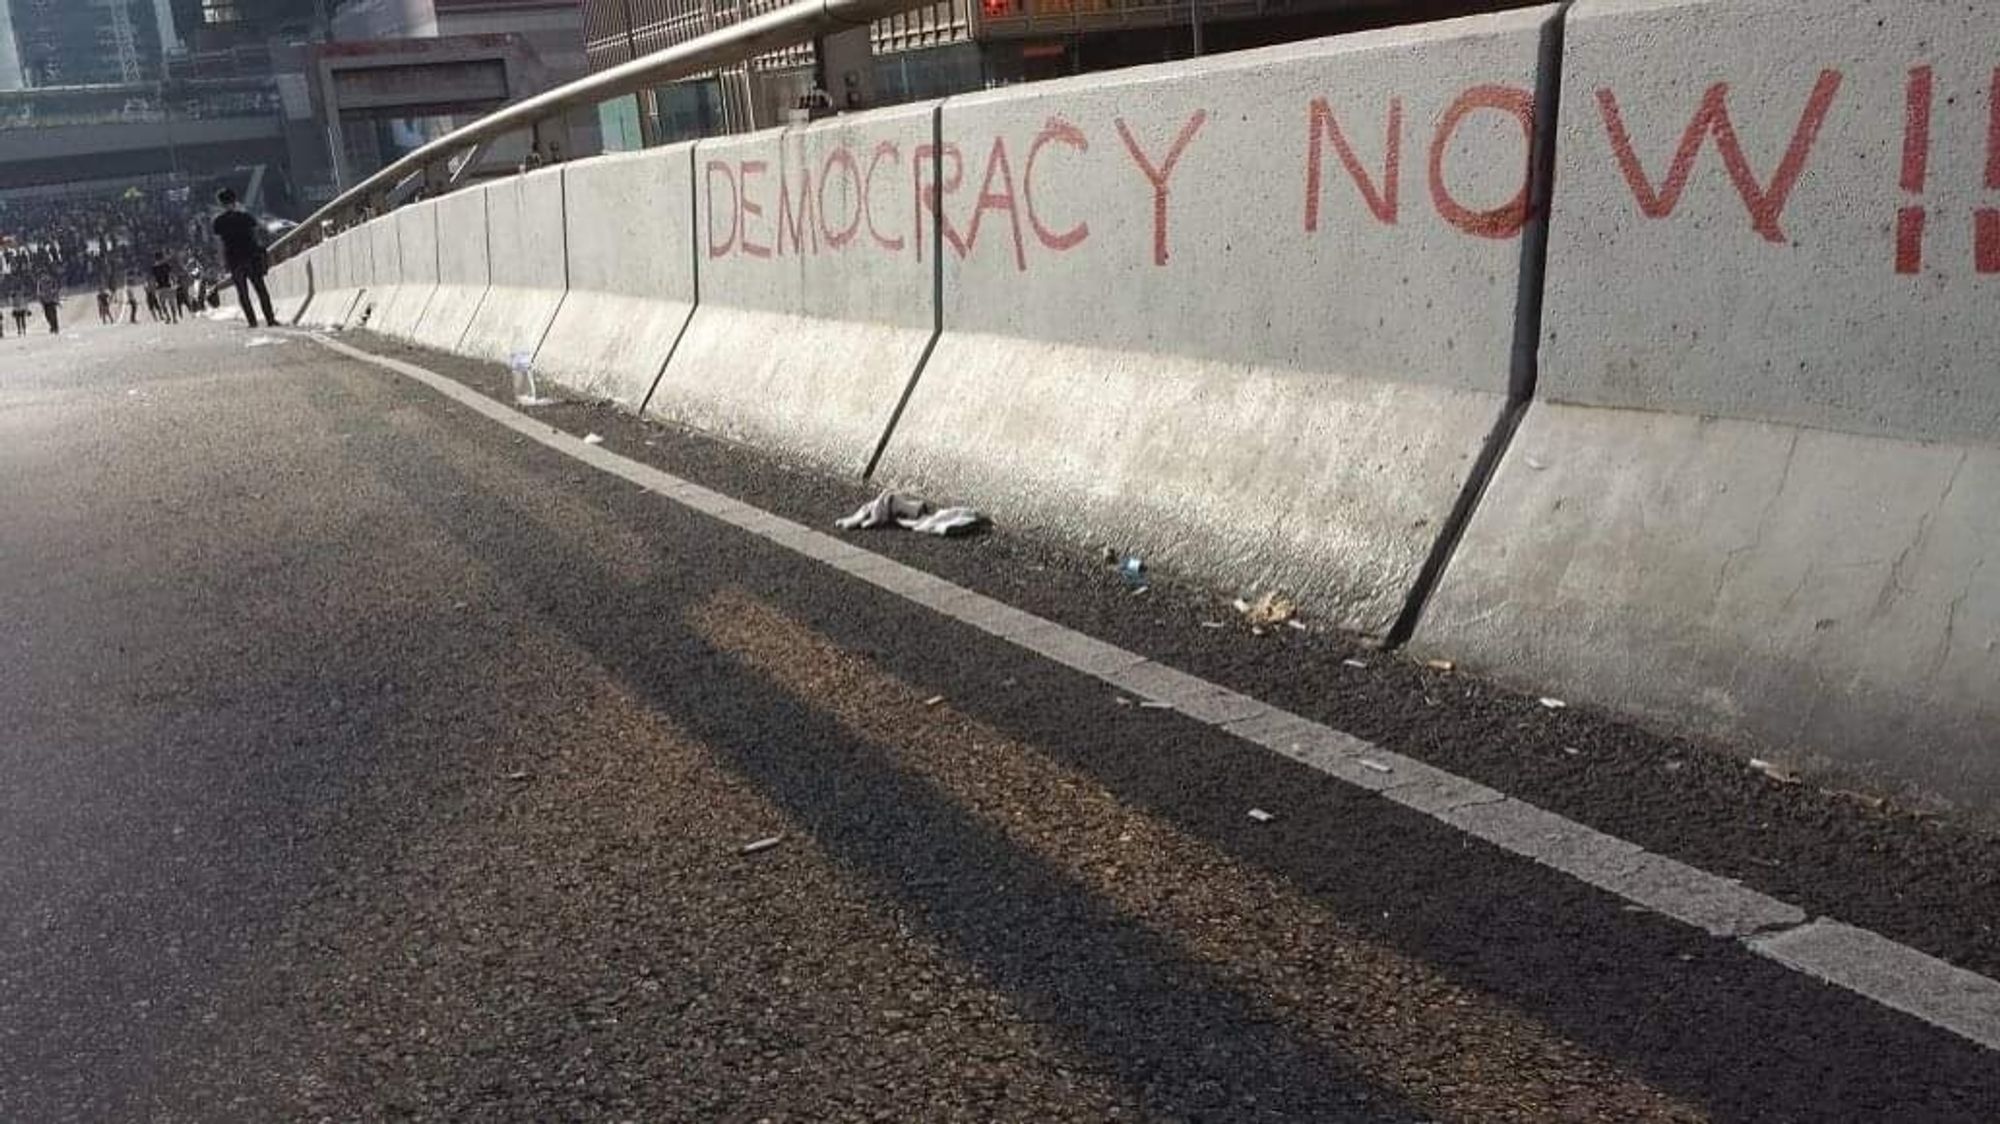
[149,251,181,324]
[211,189,276,328]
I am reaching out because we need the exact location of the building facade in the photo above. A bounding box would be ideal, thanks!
[0,0,180,89]
[578,0,1542,144]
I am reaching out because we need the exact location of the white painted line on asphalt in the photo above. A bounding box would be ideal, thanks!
[1751,920,2000,1052]
[309,332,2000,1055]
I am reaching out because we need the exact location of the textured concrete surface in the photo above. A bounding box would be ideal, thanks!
[410,186,490,354]
[1422,406,2000,806]
[353,213,404,332]
[535,144,698,410]
[650,102,939,475]
[457,166,567,364]
[6,319,1999,1120]
[1418,0,2000,810]
[875,11,1551,634]
[299,231,365,330]
[1541,0,2000,440]
[373,201,440,341]
[267,253,311,325]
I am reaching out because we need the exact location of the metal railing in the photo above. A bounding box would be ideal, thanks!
[270,0,933,260]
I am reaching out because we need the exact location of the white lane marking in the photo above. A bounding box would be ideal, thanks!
[308,332,2000,1054]
[1751,920,2000,1052]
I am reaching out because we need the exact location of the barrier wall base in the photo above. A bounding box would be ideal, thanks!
[535,292,693,411]
[460,287,565,365]
[373,284,437,342]
[876,335,1505,636]
[646,309,931,476]
[1415,404,2000,805]
[271,286,311,327]
[300,288,359,329]
[411,284,488,354]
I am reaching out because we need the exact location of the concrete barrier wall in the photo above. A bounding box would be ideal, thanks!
[299,230,360,329]
[1416,0,2000,801]
[459,165,567,363]
[264,256,299,323]
[649,101,939,473]
[355,215,401,331]
[373,201,440,340]
[271,250,313,325]
[535,143,698,411]
[873,11,1554,634]
[337,224,375,328]
[308,0,1998,808]
[412,187,491,353]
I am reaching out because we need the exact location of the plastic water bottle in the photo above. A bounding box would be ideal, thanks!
[509,350,538,404]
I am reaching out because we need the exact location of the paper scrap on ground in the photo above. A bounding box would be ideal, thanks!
[836,491,988,537]
[1237,591,1297,626]
[246,335,284,348]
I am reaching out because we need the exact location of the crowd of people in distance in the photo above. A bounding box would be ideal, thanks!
[0,179,270,338]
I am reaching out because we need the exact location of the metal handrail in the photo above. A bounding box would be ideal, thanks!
[271,0,925,259]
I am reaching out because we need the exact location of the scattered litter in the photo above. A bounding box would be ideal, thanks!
[1563,746,1582,756]
[1749,758,1802,785]
[582,432,605,445]
[1247,808,1276,823]
[1423,659,1456,673]
[1114,696,1135,707]
[1360,759,1394,774]
[1200,621,1227,629]
[1525,456,1548,471]
[1129,584,1150,596]
[1342,658,1370,669]
[835,491,987,537]
[740,835,785,856]
[923,695,946,707]
[1098,546,1119,565]
[508,350,556,406]
[451,601,469,611]
[903,507,988,537]
[1664,760,1685,773]
[1236,591,1297,627]
[1138,700,1174,711]
[1286,619,1308,632]
[503,770,532,783]
[836,491,927,530]
[1539,697,1568,710]
[245,335,284,348]
[1119,556,1147,588]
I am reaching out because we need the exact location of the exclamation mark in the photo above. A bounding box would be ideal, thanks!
[1978,67,1999,274]
[1897,65,1932,275]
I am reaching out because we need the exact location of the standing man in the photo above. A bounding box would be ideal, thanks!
[211,190,276,328]
[35,271,61,334]
[149,251,181,324]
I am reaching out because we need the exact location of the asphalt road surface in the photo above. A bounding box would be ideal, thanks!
[3,313,1998,1121]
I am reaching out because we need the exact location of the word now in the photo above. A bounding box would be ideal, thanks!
[703,66,2000,275]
